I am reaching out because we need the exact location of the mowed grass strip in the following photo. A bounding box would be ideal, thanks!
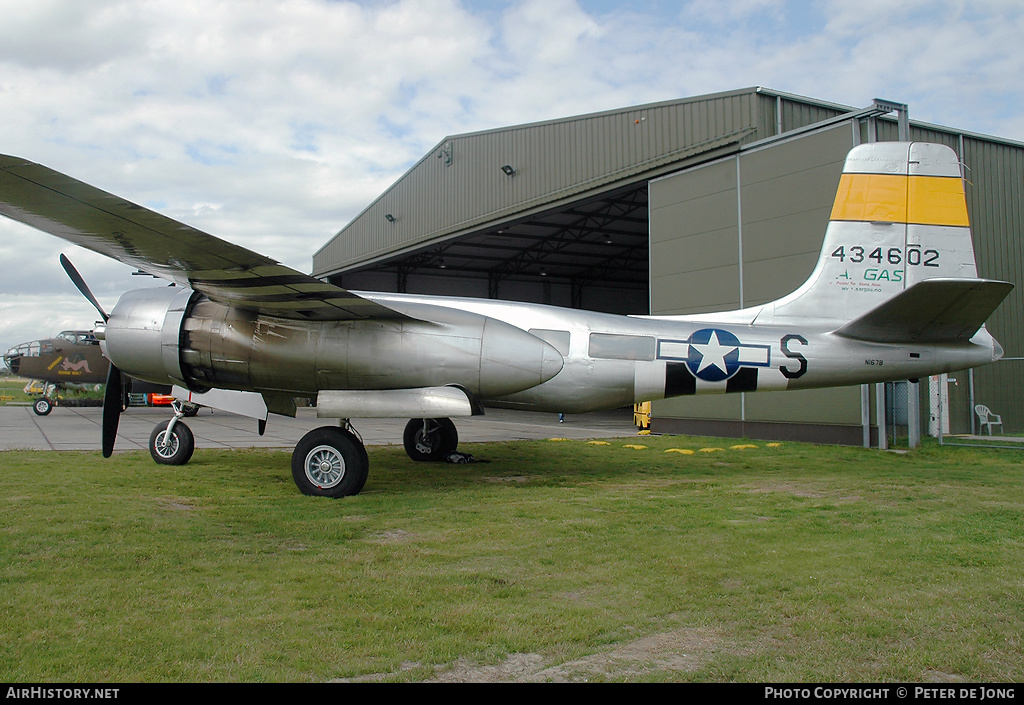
[0,377,39,404]
[2,436,1023,682]
[0,376,103,405]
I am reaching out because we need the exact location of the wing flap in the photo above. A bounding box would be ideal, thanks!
[0,155,410,322]
[833,278,1013,344]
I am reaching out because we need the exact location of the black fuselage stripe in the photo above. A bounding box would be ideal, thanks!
[666,362,697,396]
[725,367,758,393]
[665,363,759,397]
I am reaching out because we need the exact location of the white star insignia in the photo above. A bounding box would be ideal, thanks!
[692,331,737,375]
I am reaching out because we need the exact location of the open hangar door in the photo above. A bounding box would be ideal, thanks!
[331,182,653,315]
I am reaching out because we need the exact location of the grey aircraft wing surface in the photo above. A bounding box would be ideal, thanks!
[0,155,408,322]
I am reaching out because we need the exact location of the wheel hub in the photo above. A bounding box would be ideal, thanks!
[305,445,346,489]
[414,424,438,454]
[155,431,179,458]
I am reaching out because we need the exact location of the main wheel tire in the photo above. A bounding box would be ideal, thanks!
[149,421,195,465]
[292,426,369,498]
[403,417,458,461]
[32,398,53,416]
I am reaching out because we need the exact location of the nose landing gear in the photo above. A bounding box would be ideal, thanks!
[148,400,196,465]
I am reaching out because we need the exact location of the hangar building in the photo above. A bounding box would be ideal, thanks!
[312,87,1024,443]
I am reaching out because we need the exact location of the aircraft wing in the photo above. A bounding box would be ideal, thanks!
[833,278,1013,344]
[0,154,410,322]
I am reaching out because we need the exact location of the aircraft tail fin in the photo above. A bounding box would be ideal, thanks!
[833,278,1012,344]
[759,142,988,328]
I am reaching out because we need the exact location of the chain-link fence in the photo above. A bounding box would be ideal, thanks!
[873,362,1023,450]
[882,380,913,449]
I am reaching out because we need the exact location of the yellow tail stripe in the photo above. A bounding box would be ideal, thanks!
[908,175,970,227]
[831,174,969,227]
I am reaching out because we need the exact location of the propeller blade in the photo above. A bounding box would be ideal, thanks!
[60,253,108,322]
[102,364,122,458]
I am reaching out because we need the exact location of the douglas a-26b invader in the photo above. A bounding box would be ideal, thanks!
[0,142,1012,497]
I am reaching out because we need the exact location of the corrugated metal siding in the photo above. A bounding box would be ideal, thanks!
[776,95,846,133]
[751,92,849,137]
[964,136,1024,357]
[313,89,767,276]
[959,136,1024,433]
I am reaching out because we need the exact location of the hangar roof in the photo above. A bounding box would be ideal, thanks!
[309,88,910,303]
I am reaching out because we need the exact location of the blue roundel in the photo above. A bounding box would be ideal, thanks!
[685,328,741,382]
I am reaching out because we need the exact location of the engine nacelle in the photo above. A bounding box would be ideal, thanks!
[97,286,564,401]
[97,287,196,388]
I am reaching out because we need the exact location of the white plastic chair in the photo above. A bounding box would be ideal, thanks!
[975,405,1003,436]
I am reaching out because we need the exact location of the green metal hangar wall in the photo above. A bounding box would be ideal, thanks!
[313,87,1024,441]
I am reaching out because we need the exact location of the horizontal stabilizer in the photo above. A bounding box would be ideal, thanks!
[833,278,1013,344]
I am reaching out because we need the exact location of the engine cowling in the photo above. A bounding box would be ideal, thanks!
[96,287,196,388]
[96,286,564,400]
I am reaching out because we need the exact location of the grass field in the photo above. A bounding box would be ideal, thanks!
[0,376,36,404]
[2,435,1023,682]
[0,376,103,405]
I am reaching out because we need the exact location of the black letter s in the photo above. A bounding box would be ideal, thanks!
[780,334,808,379]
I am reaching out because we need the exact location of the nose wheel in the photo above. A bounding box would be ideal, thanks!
[148,402,195,465]
[32,382,58,416]
[149,420,195,465]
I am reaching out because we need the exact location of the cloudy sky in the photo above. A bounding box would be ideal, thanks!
[1,0,1022,355]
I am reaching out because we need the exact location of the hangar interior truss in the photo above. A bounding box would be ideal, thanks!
[381,183,651,307]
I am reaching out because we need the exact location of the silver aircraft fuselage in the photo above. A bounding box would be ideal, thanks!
[97,282,1000,418]
[367,292,1001,413]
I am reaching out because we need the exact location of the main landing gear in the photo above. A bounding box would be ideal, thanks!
[290,417,460,498]
[402,417,459,461]
[31,382,58,415]
[145,410,463,499]
[292,424,369,498]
